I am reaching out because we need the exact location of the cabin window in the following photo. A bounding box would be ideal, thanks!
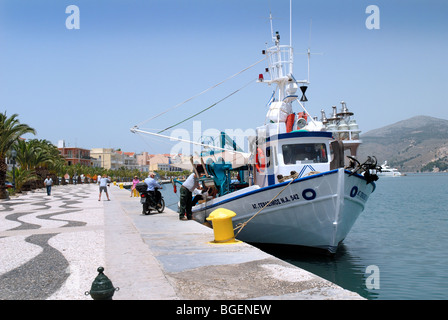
[282,143,328,164]
[273,146,278,166]
[266,147,271,168]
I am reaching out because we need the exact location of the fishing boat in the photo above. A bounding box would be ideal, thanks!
[132,2,380,254]
[377,161,403,177]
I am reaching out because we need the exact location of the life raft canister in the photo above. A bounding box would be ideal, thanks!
[285,113,295,133]
[255,147,266,172]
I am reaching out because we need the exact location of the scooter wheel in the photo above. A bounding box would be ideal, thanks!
[156,199,165,213]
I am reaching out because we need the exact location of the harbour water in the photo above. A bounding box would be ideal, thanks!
[160,173,448,300]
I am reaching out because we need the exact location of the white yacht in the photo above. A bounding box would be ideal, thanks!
[378,161,403,177]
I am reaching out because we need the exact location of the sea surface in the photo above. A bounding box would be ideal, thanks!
[160,173,448,300]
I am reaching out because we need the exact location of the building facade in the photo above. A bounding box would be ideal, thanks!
[57,140,91,166]
[149,154,184,172]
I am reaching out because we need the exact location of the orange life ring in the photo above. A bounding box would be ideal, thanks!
[255,147,266,172]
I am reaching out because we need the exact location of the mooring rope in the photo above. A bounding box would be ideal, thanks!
[209,173,299,244]
[233,172,299,237]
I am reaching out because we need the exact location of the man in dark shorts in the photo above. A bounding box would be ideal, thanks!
[98,175,111,201]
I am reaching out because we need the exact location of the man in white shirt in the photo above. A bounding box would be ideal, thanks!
[179,172,201,220]
[44,175,53,196]
[98,175,111,201]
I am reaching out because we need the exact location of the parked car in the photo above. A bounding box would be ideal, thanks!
[5,181,13,188]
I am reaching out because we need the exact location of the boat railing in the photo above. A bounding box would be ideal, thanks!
[265,45,293,81]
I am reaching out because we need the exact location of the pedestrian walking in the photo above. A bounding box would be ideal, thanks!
[131,176,139,197]
[98,175,111,201]
[44,175,53,196]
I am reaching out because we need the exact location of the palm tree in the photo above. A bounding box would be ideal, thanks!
[12,139,61,190]
[65,165,76,184]
[7,167,38,194]
[0,112,36,199]
[14,139,43,171]
[28,139,65,188]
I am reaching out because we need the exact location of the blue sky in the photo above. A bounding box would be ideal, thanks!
[0,0,447,154]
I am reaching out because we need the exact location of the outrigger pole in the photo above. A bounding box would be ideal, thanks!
[130,126,250,156]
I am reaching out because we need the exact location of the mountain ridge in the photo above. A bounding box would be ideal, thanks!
[357,115,448,172]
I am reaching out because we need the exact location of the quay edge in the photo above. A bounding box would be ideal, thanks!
[105,185,365,300]
[0,183,364,300]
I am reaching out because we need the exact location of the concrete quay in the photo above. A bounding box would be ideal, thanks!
[0,183,364,300]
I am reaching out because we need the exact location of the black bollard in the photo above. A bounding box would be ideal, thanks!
[85,267,119,300]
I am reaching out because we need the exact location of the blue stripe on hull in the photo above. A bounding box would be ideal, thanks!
[193,169,373,212]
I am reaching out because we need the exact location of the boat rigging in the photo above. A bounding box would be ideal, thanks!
[131,0,380,254]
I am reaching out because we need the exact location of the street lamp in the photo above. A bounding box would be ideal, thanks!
[11,149,17,192]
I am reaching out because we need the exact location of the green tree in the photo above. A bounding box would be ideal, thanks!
[7,167,38,194]
[13,139,64,190]
[0,112,36,199]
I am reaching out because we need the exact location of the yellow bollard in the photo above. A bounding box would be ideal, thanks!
[119,183,123,189]
[113,181,116,186]
[206,208,241,244]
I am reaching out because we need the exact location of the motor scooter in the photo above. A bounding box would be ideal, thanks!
[135,182,165,215]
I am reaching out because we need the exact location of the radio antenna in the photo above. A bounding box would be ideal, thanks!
[289,0,292,48]
[306,19,323,84]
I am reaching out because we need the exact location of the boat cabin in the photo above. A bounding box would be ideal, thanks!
[251,121,334,188]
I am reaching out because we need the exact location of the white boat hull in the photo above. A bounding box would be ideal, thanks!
[377,171,402,177]
[192,168,375,253]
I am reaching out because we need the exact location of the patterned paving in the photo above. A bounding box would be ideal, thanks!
[0,184,106,300]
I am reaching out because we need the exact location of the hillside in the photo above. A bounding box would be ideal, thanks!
[357,115,448,172]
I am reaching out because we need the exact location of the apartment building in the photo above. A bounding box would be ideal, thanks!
[57,140,91,166]
[149,154,184,172]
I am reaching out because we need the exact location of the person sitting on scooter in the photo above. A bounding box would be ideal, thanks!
[144,172,162,208]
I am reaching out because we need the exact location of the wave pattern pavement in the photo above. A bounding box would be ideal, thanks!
[0,184,105,300]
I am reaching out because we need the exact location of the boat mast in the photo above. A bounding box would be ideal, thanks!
[264,3,294,102]
[290,0,293,75]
